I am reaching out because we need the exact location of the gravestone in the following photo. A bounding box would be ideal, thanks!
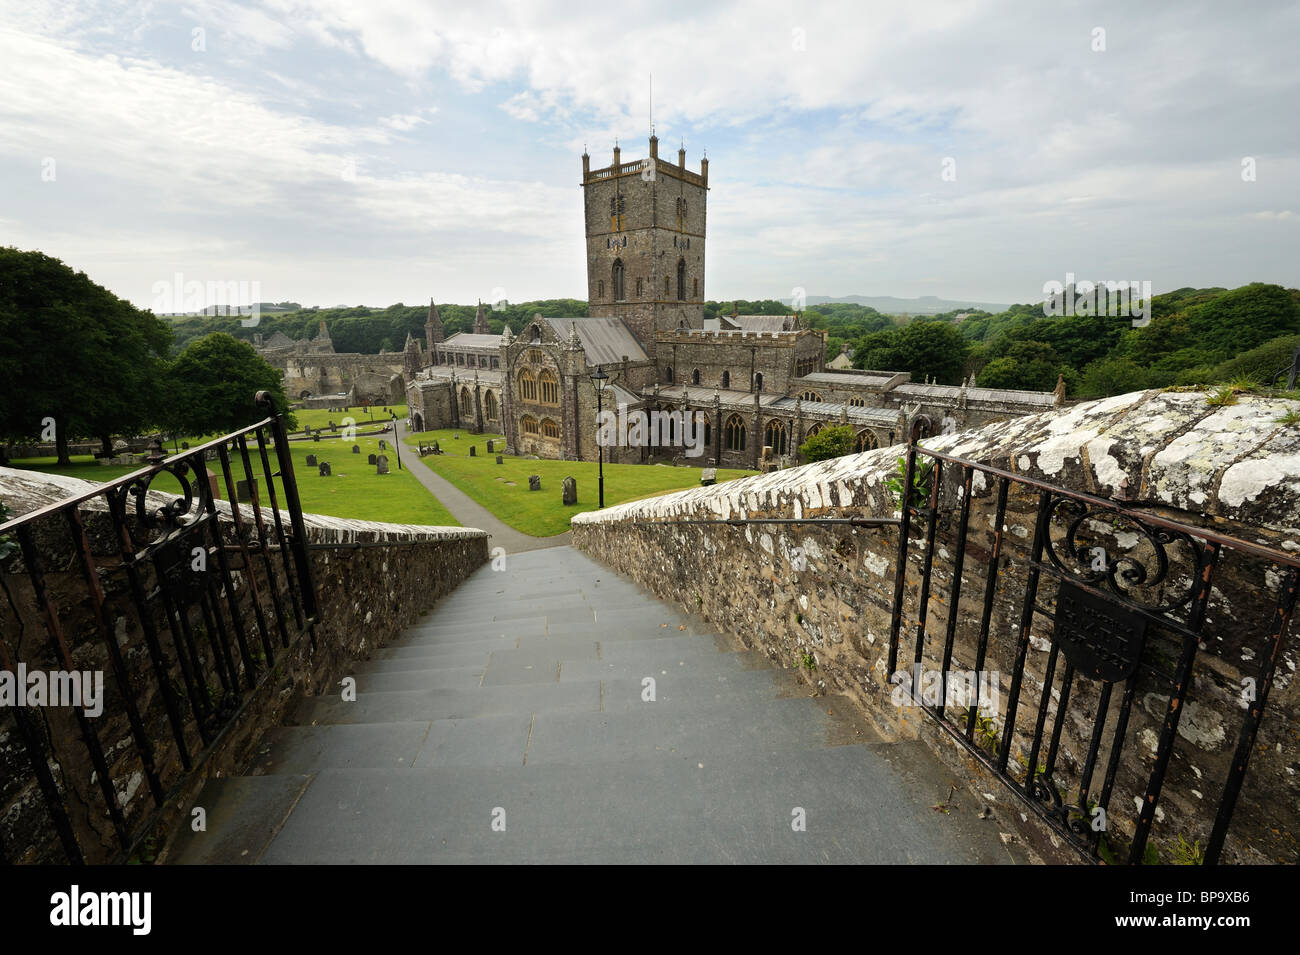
[236,478,257,504]
[352,445,360,454]
[312,432,321,442]
[496,455,503,464]
[486,440,494,453]
[528,475,541,491]
[181,441,190,450]
[562,476,577,505]
[376,455,389,475]
[453,433,459,440]
[469,446,476,457]
[701,468,717,486]
[318,462,331,476]
[368,453,377,464]
[329,421,336,430]
[379,440,388,450]
[306,454,317,467]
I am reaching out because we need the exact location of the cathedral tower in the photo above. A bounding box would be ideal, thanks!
[582,135,709,357]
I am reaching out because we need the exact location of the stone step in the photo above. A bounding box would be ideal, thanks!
[194,745,1014,865]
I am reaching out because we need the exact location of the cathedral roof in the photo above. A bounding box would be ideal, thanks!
[441,333,502,349]
[543,317,648,365]
[719,315,798,333]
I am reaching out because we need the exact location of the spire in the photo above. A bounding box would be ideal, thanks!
[501,323,514,345]
[425,298,444,348]
[473,300,489,335]
[566,322,582,351]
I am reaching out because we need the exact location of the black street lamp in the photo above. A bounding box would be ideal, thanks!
[390,411,403,470]
[590,365,609,508]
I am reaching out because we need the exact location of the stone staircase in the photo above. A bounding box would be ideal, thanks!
[167,546,1022,864]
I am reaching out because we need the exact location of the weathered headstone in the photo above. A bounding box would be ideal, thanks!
[469,446,476,457]
[701,467,717,486]
[352,445,360,454]
[496,455,503,464]
[376,455,390,475]
[368,453,377,464]
[379,439,388,450]
[306,454,317,467]
[486,440,494,453]
[318,462,331,476]
[562,476,577,505]
[236,478,257,504]
[528,475,541,491]
[312,432,321,442]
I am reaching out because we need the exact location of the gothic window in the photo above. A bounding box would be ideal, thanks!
[530,324,541,342]
[754,372,763,392]
[856,430,878,452]
[636,277,643,297]
[724,414,746,452]
[598,279,604,299]
[665,366,674,384]
[721,370,730,389]
[703,421,711,446]
[848,397,866,407]
[676,258,686,301]
[541,418,560,439]
[806,423,823,438]
[491,357,499,369]
[527,348,543,364]
[518,370,537,402]
[764,419,788,456]
[521,415,539,435]
[691,369,700,385]
[485,390,498,420]
[539,369,559,405]
[613,258,625,301]
[459,387,473,417]
[799,391,822,402]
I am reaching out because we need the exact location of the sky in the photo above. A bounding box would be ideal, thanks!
[1,0,1297,312]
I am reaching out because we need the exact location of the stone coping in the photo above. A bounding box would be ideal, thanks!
[0,466,486,546]
[572,389,1300,541]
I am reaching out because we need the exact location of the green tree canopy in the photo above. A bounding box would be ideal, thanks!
[853,321,969,384]
[799,424,857,463]
[163,333,292,437]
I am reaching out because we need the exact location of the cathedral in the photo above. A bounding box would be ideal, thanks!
[404,138,1060,468]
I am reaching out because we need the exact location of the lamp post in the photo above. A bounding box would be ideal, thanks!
[390,411,402,470]
[590,365,608,508]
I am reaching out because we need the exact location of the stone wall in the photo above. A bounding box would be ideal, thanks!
[0,467,488,863]
[571,389,1300,864]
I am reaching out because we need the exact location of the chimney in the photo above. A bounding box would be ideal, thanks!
[678,144,686,167]
[700,154,708,183]
[582,148,590,179]
[613,142,620,168]
[649,134,658,159]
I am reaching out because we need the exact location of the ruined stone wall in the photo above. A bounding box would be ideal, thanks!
[0,468,488,863]
[572,390,1300,864]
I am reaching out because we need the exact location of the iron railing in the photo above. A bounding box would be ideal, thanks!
[888,429,1300,865]
[0,392,317,863]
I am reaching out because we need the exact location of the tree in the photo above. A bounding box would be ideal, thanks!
[853,321,969,384]
[1078,357,1149,398]
[976,340,1065,391]
[163,333,293,438]
[0,247,173,464]
[799,425,856,462]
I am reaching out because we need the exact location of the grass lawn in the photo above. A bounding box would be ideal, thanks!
[403,427,755,537]
[8,424,459,528]
[290,404,407,434]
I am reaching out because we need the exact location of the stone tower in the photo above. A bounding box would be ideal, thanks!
[425,299,444,359]
[473,301,489,335]
[582,135,709,358]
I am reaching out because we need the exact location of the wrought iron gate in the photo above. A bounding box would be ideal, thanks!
[887,427,1299,865]
[0,392,318,863]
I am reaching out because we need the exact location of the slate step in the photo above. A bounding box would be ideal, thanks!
[216,745,1013,865]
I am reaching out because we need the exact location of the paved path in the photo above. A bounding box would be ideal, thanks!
[391,419,570,554]
[168,547,1024,864]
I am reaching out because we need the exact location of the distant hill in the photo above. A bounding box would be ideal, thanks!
[805,294,1014,314]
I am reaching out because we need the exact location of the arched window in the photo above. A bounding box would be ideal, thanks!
[799,391,823,402]
[721,370,730,389]
[806,423,823,438]
[459,387,474,417]
[691,369,700,385]
[612,259,625,301]
[848,397,866,407]
[724,414,746,452]
[754,372,763,392]
[676,258,686,301]
[665,366,674,383]
[527,348,543,364]
[764,420,788,456]
[539,369,559,405]
[521,415,539,435]
[529,324,542,343]
[485,391,498,421]
[541,418,560,438]
[518,370,537,402]
[598,279,604,299]
[703,421,711,446]
[856,431,879,452]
